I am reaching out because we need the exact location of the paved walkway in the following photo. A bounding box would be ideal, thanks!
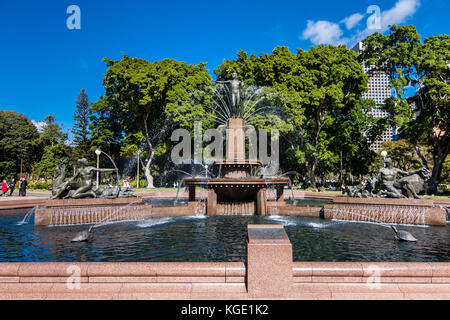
[0,190,50,199]
[0,191,50,209]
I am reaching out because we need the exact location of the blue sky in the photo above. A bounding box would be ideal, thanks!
[0,0,448,133]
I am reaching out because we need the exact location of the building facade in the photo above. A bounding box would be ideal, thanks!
[352,42,397,152]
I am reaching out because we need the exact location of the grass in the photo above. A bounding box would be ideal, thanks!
[132,188,178,193]
[422,195,450,201]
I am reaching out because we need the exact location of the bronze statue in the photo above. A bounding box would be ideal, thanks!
[216,72,243,109]
[51,164,66,198]
[51,158,119,200]
[374,158,410,198]
[374,158,428,198]
[347,178,375,198]
[348,157,430,199]
[392,166,431,199]
[94,186,136,199]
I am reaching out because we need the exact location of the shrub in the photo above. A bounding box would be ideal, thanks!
[28,180,53,190]
[129,179,147,189]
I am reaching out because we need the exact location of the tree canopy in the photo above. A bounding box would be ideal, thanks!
[34,115,70,179]
[0,110,41,178]
[361,25,449,193]
[214,45,376,186]
[97,54,212,187]
[71,88,92,162]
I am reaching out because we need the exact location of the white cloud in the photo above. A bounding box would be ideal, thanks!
[300,0,420,47]
[379,0,420,31]
[31,120,46,133]
[342,13,364,30]
[301,20,343,45]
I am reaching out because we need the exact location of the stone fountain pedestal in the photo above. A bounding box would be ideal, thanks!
[184,118,290,216]
[185,177,288,215]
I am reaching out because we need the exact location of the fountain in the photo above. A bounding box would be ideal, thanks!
[182,73,290,215]
[32,74,446,228]
[183,118,290,215]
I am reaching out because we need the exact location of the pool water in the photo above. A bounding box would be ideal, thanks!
[0,209,449,262]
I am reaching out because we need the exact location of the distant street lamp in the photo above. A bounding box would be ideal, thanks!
[381,150,388,159]
[95,149,101,188]
[136,150,140,189]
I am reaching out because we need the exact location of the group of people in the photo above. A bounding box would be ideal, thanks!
[1,176,28,197]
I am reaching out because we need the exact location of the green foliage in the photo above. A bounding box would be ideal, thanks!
[129,179,147,189]
[28,180,53,190]
[89,96,124,161]
[0,110,41,178]
[381,140,423,171]
[96,54,212,187]
[215,45,374,186]
[101,54,212,145]
[361,25,450,192]
[442,155,450,184]
[38,115,67,147]
[34,142,71,179]
[33,115,71,178]
[71,88,92,161]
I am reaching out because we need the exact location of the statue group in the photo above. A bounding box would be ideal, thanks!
[51,158,136,200]
[348,158,431,199]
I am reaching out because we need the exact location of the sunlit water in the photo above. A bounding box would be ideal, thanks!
[0,208,449,262]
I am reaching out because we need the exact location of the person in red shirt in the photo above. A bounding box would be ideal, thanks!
[1,180,8,196]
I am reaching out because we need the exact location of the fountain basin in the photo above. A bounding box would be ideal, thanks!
[34,197,196,226]
[324,196,447,226]
[3,212,450,262]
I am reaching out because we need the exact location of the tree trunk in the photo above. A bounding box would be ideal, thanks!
[428,135,449,194]
[142,110,155,189]
[428,152,445,194]
[144,151,155,189]
[307,160,317,188]
[307,106,322,189]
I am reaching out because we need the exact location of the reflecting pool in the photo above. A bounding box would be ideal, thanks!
[0,209,448,262]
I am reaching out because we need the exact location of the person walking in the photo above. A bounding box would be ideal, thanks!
[19,176,28,197]
[1,180,8,196]
[8,178,16,196]
[341,181,346,195]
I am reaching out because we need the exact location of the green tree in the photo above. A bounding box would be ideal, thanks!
[89,95,124,162]
[34,142,71,179]
[215,46,374,187]
[98,54,212,188]
[38,115,67,147]
[381,139,423,171]
[361,25,449,193]
[71,88,92,161]
[34,115,71,178]
[0,111,41,178]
